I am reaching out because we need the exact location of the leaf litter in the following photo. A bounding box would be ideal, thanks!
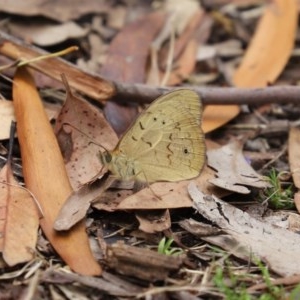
[0,0,300,298]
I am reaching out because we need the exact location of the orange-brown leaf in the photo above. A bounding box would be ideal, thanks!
[203,0,297,133]
[12,67,101,275]
[233,0,297,87]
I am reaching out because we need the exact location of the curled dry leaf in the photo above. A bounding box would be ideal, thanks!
[13,67,101,275]
[54,175,115,231]
[0,163,39,266]
[207,142,271,194]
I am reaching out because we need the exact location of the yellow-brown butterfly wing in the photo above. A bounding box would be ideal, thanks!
[109,89,205,183]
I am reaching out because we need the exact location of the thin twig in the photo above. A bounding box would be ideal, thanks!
[113,82,300,105]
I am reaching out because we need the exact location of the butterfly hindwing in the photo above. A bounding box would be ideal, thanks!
[112,89,205,182]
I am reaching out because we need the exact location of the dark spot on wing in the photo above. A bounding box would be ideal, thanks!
[139,121,145,130]
[132,136,138,141]
[141,137,152,148]
[167,143,173,154]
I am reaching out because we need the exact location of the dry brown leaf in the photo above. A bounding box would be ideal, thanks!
[101,11,166,83]
[101,11,166,134]
[207,142,270,194]
[189,182,300,276]
[55,80,118,189]
[0,163,39,266]
[117,165,219,210]
[13,67,101,276]
[135,210,171,233]
[54,176,115,231]
[0,0,110,22]
[288,126,300,212]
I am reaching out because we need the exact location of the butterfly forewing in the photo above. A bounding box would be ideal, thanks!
[110,89,205,182]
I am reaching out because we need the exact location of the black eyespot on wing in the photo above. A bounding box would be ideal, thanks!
[153,117,157,121]
[183,148,189,154]
[162,120,166,125]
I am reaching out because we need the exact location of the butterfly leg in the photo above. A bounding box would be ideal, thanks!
[134,171,162,200]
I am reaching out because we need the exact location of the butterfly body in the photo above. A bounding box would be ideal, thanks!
[100,89,205,183]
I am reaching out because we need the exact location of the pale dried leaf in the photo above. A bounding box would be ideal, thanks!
[8,21,89,46]
[207,142,270,194]
[0,100,58,141]
[0,0,110,22]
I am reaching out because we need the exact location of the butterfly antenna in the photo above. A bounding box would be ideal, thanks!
[60,122,108,152]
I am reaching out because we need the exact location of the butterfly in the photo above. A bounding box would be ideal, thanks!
[99,89,205,183]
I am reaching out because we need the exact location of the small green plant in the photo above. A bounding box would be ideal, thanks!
[213,259,289,300]
[255,259,285,299]
[157,237,183,256]
[213,265,251,300]
[262,169,294,209]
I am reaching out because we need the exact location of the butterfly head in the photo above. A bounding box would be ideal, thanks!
[99,150,112,166]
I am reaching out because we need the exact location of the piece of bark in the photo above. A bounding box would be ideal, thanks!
[106,241,184,281]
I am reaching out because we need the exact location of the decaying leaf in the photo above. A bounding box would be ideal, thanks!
[188,182,300,276]
[0,163,39,266]
[207,142,270,193]
[55,77,118,189]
